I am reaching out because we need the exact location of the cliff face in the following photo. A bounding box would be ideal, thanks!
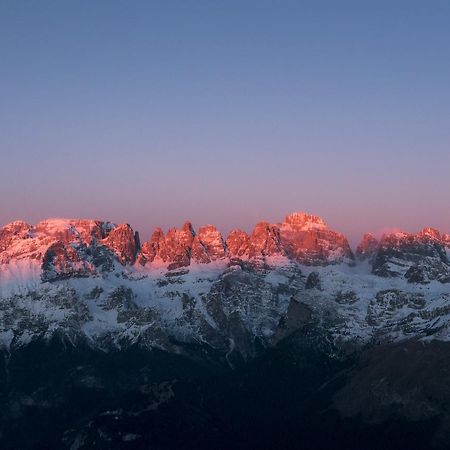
[3,214,450,283]
[2,211,449,360]
[367,229,450,283]
[278,213,353,264]
[101,223,140,265]
[1,213,450,450]
[136,211,353,268]
[356,233,379,261]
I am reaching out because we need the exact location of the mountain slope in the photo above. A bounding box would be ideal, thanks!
[2,212,450,448]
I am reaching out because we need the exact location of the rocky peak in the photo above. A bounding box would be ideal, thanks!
[356,233,379,261]
[41,241,94,282]
[0,218,138,268]
[279,213,352,265]
[418,227,442,241]
[226,212,352,265]
[377,230,447,258]
[34,219,108,245]
[0,221,32,252]
[443,234,450,248]
[1,220,31,235]
[102,223,139,265]
[226,230,250,258]
[192,225,227,263]
[248,222,284,259]
[182,221,195,235]
[152,223,196,270]
[138,228,165,265]
[284,212,327,229]
[372,229,450,282]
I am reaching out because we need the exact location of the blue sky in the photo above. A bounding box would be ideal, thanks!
[1,1,450,243]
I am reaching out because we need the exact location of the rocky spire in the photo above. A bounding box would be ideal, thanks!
[279,212,353,264]
[152,221,196,270]
[248,222,284,258]
[226,229,250,258]
[356,233,379,261]
[138,228,165,265]
[0,221,32,252]
[371,228,450,282]
[191,225,227,263]
[102,223,139,265]
[284,212,327,229]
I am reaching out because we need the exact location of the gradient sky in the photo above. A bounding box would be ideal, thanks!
[1,1,450,245]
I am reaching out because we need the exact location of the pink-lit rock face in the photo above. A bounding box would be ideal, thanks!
[278,213,353,264]
[217,211,352,264]
[371,229,450,282]
[356,233,379,261]
[34,219,110,245]
[139,223,227,267]
[0,212,356,271]
[160,222,195,269]
[31,218,139,266]
[283,212,327,229]
[0,218,138,268]
[226,229,250,258]
[138,228,165,265]
[145,222,196,270]
[418,227,443,241]
[10,211,450,276]
[247,222,284,259]
[101,223,140,265]
[443,234,450,248]
[42,241,95,281]
[192,225,227,263]
[376,229,449,256]
[0,221,32,252]
[0,220,58,263]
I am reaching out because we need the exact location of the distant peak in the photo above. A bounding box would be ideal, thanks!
[418,227,442,240]
[1,220,31,232]
[356,233,379,260]
[113,223,133,231]
[198,224,219,234]
[182,221,194,234]
[34,218,106,232]
[284,212,327,229]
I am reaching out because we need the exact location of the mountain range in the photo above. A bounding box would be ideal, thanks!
[1,212,450,449]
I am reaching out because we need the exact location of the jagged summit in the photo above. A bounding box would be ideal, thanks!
[354,227,450,283]
[1,214,450,276]
[418,227,443,240]
[283,212,327,229]
[356,233,379,261]
[1,220,32,232]
[135,212,352,267]
[2,211,450,400]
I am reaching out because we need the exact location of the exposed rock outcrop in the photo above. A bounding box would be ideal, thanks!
[102,223,139,265]
[356,233,379,262]
[191,225,227,263]
[372,230,450,283]
[279,212,353,264]
[226,230,250,258]
[248,221,284,259]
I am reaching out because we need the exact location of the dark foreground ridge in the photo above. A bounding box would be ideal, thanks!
[2,333,449,449]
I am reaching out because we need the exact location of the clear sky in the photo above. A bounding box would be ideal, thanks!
[1,1,450,245]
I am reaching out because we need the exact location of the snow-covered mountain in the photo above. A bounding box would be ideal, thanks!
[3,212,450,449]
[1,212,450,363]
